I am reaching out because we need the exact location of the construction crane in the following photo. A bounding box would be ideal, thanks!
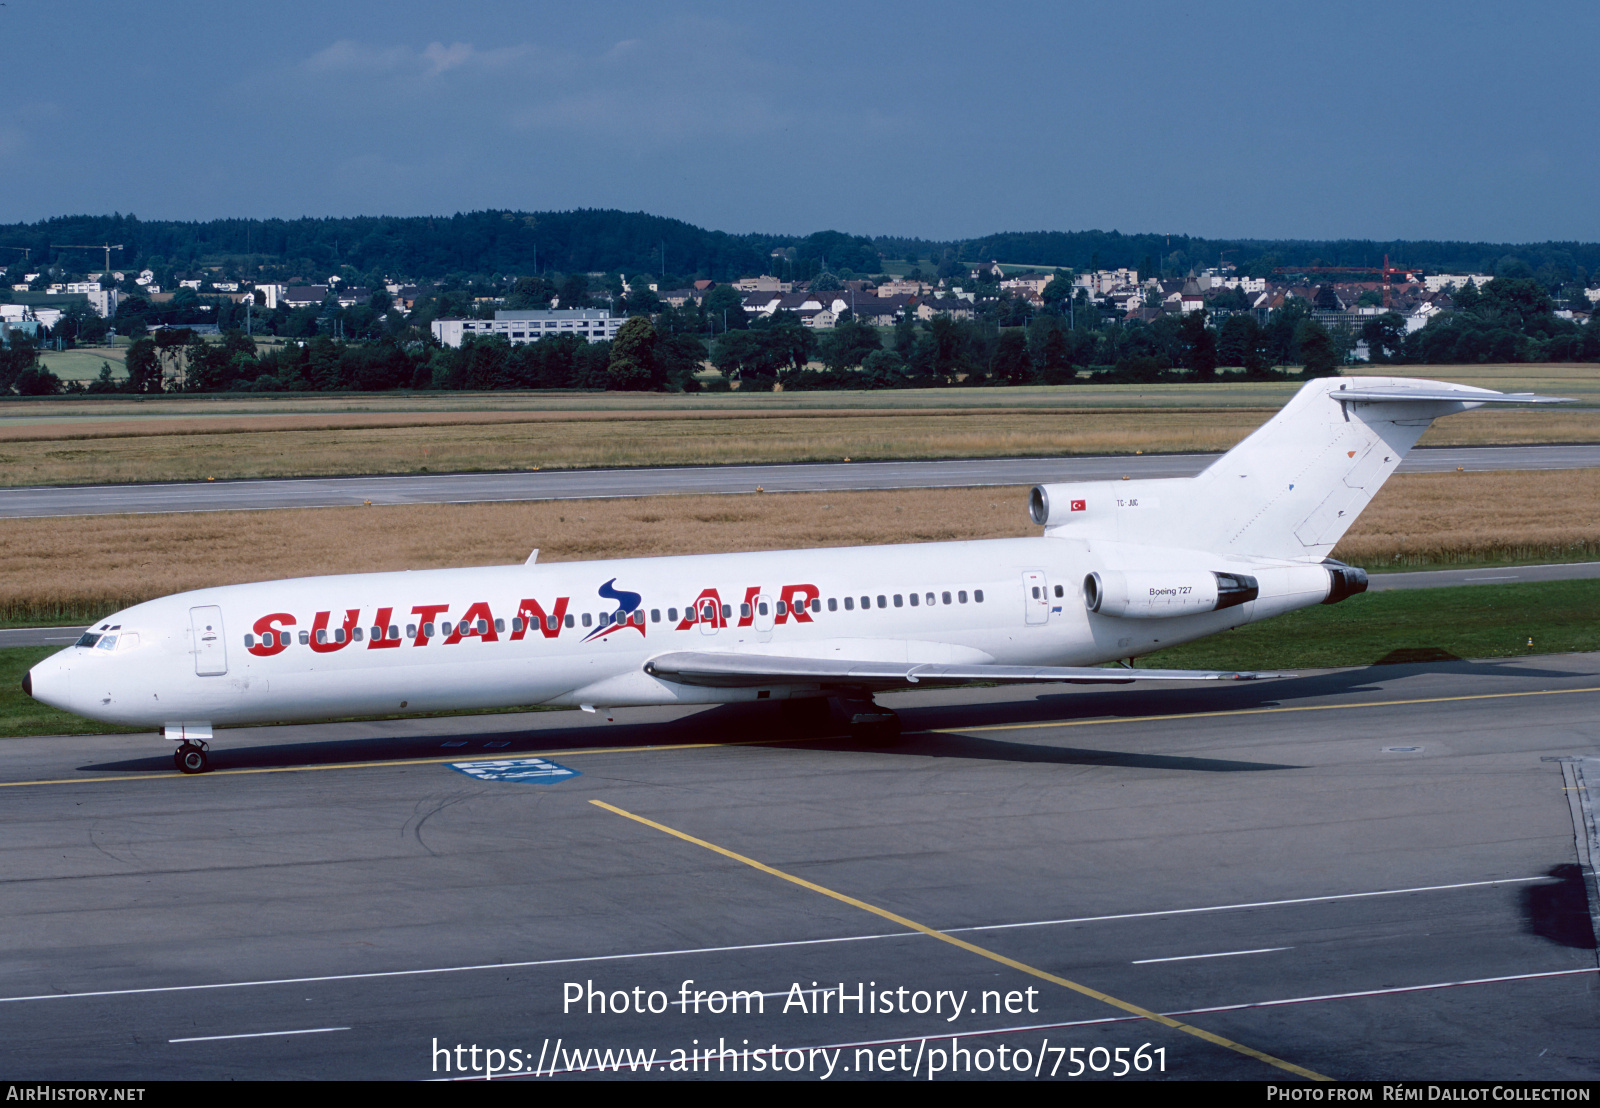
[3,246,30,263]
[1271,254,1423,307]
[50,242,125,275]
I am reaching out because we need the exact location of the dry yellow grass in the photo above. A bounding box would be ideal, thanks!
[1,405,1597,487]
[4,470,1599,624]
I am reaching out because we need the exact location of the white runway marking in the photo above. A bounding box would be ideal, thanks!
[1132,947,1290,964]
[0,875,1548,1006]
[169,1026,349,1043]
[947,875,1545,934]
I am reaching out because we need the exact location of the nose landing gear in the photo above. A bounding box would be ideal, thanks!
[174,741,209,774]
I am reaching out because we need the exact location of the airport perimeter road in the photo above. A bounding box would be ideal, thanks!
[2,443,1599,519]
[7,561,1600,647]
[2,655,1598,1080]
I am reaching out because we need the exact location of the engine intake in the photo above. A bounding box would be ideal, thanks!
[1085,570,1259,620]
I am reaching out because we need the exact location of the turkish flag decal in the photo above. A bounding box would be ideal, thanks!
[1071,499,1087,512]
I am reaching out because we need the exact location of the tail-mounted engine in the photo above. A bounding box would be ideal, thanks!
[1322,561,1369,604]
[1084,570,1259,619]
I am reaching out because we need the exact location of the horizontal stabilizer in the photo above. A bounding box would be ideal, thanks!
[643,651,1291,690]
[1332,387,1572,405]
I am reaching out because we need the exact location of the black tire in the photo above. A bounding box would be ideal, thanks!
[177,744,208,774]
[850,717,903,747]
[779,697,832,732]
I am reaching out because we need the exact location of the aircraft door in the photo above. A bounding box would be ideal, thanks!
[190,605,228,676]
[1022,571,1050,625]
[753,594,776,633]
[697,597,720,636]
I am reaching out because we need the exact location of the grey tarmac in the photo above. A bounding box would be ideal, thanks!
[4,443,1600,519]
[2,653,1598,1080]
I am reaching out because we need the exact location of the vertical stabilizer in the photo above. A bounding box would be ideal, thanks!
[1188,377,1569,561]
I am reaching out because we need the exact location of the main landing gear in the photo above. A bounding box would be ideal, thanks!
[174,741,209,774]
[841,698,902,746]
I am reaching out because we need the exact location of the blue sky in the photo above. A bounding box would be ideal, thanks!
[3,1,1595,243]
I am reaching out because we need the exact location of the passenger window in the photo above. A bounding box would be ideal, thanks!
[335,628,347,643]
[260,632,273,648]
[632,611,644,626]
[975,589,985,602]
[244,634,255,648]
[925,593,934,606]
[1053,585,1063,598]
[894,595,904,607]
[741,603,752,618]
[406,624,417,639]
[828,598,837,612]
[494,619,505,633]
[352,627,363,642]
[565,614,575,628]
[811,598,821,612]
[512,618,524,633]
[942,591,952,604]
[582,613,593,627]
[1031,586,1040,599]
[878,595,888,608]
[650,609,660,623]
[668,608,678,622]
[909,593,918,606]
[758,602,769,616]
[389,625,400,640]
[299,630,311,645]
[861,596,870,609]
[777,601,787,615]
[441,622,453,636]
[477,620,489,634]
[844,597,854,610]
[721,605,732,619]
[316,629,328,644]
[958,591,968,604]
[546,615,559,631]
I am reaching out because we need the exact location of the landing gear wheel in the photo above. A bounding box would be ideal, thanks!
[779,697,832,734]
[175,741,209,774]
[847,708,902,747]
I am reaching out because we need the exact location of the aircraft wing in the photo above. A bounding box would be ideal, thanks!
[643,651,1291,690]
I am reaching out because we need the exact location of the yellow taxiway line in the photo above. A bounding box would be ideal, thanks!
[5,684,1598,790]
[590,798,1332,1081]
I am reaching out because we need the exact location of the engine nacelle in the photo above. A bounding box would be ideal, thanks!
[1029,479,1173,533]
[1085,570,1259,620]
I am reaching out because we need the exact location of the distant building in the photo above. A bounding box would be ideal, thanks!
[283,286,328,308]
[734,275,792,293]
[1424,274,1493,294]
[430,309,621,348]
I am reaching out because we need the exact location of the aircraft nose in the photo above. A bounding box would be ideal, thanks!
[24,660,71,712]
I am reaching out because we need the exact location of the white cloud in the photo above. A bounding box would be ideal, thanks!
[303,39,529,79]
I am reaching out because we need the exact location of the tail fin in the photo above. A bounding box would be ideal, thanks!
[1191,376,1569,560]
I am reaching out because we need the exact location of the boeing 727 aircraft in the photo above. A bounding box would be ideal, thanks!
[24,376,1569,772]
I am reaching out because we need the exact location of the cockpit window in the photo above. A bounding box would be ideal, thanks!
[75,633,101,648]
[95,635,118,651]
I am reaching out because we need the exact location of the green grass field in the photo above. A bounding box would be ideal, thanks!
[35,347,128,382]
[5,579,1598,739]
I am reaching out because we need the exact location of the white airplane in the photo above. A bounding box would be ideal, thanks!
[24,376,1569,773]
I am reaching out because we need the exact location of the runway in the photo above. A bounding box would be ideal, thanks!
[2,654,1597,1080]
[3,443,1599,519]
